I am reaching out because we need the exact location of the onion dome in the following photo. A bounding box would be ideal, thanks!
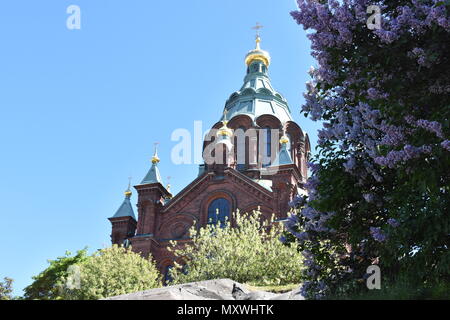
[245,35,271,67]
[217,120,233,138]
[279,134,290,145]
[216,120,233,151]
[220,35,293,124]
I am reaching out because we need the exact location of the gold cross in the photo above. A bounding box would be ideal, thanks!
[127,176,132,189]
[252,22,264,37]
[223,108,229,121]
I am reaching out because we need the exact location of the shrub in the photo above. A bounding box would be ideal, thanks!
[25,245,162,300]
[168,209,303,286]
[64,245,161,299]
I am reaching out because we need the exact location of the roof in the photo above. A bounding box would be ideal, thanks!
[111,195,136,220]
[220,54,293,125]
[141,163,162,185]
[272,143,293,166]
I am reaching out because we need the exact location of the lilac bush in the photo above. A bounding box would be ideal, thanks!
[289,0,450,299]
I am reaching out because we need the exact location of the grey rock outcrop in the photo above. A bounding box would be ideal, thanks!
[103,279,304,300]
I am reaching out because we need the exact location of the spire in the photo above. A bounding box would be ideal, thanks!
[216,113,233,151]
[253,22,263,50]
[272,134,293,166]
[166,176,173,199]
[217,109,233,138]
[245,23,271,67]
[124,176,132,198]
[141,143,163,185]
[111,182,136,220]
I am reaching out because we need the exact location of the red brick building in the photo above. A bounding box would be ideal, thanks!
[108,36,310,275]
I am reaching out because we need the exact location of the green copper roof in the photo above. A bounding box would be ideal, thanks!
[220,59,293,124]
[112,193,136,220]
[141,162,163,185]
[272,142,293,166]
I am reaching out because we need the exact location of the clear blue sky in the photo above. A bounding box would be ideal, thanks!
[0,0,320,296]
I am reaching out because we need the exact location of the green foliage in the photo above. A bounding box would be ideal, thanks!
[290,0,450,299]
[0,277,14,300]
[329,274,450,300]
[24,245,161,300]
[24,248,89,300]
[168,209,303,286]
[66,245,161,300]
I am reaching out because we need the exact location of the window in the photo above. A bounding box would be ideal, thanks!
[207,198,230,226]
[164,265,173,285]
[262,126,272,167]
[239,100,253,113]
[236,127,246,171]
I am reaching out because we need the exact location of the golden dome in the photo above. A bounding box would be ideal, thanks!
[280,135,290,144]
[151,155,160,164]
[217,120,233,137]
[124,190,132,197]
[245,36,271,67]
[151,148,160,164]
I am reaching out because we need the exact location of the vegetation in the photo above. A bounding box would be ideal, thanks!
[0,277,14,300]
[24,245,161,300]
[168,209,303,286]
[288,0,450,299]
[24,248,89,300]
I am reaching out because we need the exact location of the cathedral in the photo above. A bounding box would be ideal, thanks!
[108,34,311,275]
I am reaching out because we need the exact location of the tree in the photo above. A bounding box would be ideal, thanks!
[68,245,161,300]
[168,209,303,286]
[25,245,162,300]
[0,277,14,300]
[24,248,89,300]
[288,0,450,299]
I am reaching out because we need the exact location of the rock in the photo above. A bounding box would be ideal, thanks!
[103,279,304,300]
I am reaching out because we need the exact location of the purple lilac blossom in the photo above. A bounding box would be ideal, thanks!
[370,227,387,242]
[387,218,400,228]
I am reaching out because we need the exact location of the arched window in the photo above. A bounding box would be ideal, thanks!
[207,198,230,226]
[164,265,173,285]
[235,127,246,171]
[262,126,272,167]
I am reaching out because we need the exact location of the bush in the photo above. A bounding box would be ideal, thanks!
[63,245,161,299]
[168,209,303,286]
[25,245,162,300]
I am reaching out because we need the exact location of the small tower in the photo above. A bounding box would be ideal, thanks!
[265,134,302,218]
[135,144,171,236]
[214,120,234,170]
[108,182,137,245]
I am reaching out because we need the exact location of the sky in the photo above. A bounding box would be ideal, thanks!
[0,0,321,296]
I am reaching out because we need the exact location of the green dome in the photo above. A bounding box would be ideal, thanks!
[220,39,292,124]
